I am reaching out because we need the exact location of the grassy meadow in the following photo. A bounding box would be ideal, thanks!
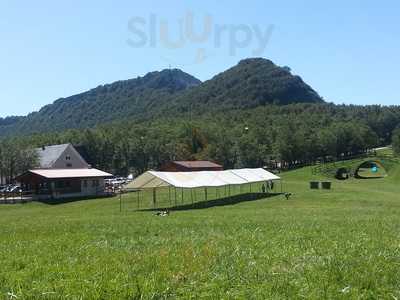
[1,153,400,299]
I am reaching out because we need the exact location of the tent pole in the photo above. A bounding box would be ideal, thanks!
[281,180,283,193]
[228,185,231,197]
[137,190,140,210]
[205,187,208,202]
[181,188,184,204]
[191,189,193,205]
[174,187,177,206]
[169,186,171,207]
[153,188,156,208]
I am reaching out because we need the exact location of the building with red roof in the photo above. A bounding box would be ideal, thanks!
[160,161,223,172]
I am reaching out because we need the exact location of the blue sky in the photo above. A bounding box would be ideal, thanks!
[0,0,399,117]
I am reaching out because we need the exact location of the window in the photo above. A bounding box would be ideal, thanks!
[66,156,71,161]
[83,180,87,188]
[66,163,72,168]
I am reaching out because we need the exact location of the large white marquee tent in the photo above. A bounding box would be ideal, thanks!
[123,168,281,210]
[127,168,280,189]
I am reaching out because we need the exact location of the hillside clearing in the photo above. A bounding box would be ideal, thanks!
[0,156,400,299]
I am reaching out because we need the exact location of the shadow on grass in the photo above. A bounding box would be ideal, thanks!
[37,194,114,205]
[354,176,387,180]
[140,192,284,212]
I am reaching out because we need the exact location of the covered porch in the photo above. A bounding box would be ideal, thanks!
[16,169,113,200]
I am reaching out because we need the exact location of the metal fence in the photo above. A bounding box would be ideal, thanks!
[0,191,33,204]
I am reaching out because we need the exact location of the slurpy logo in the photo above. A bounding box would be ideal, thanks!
[127,12,274,64]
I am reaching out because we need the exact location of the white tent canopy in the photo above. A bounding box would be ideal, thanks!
[126,168,280,189]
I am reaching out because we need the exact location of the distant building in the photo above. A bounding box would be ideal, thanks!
[160,161,223,172]
[15,144,112,200]
[36,144,90,169]
[16,168,112,200]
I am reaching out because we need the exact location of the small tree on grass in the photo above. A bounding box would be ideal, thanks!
[392,129,400,156]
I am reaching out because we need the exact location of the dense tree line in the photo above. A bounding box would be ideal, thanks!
[392,129,400,156]
[1,103,399,182]
[0,139,38,184]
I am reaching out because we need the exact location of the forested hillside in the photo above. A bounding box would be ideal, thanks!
[0,58,323,137]
[1,58,400,180]
[164,58,323,114]
[0,69,201,136]
[2,103,400,181]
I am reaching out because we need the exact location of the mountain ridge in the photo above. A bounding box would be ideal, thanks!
[163,58,323,115]
[0,58,324,137]
[0,69,201,136]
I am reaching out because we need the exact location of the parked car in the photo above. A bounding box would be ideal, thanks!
[8,185,22,193]
[2,185,13,192]
[1,185,21,193]
[105,177,130,191]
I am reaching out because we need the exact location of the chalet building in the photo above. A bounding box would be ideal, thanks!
[36,144,90,169]
[160,161,223,172]
[16,169,112,200]
[16,144,112,200]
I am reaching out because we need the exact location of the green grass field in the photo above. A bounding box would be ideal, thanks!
[1,152,400,299]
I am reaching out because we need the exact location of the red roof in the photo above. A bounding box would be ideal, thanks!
[172,161,222,168]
